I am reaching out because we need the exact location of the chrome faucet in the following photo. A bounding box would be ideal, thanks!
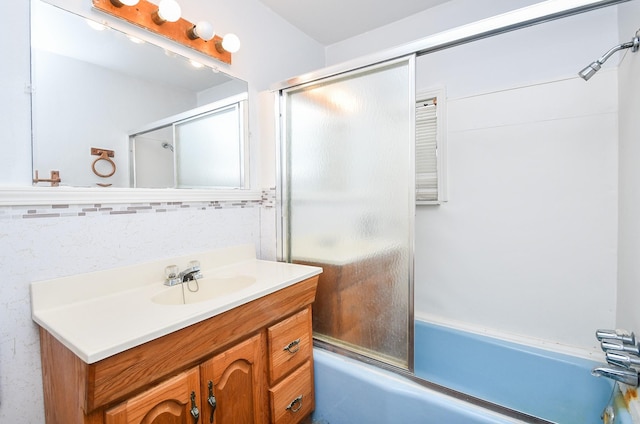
[593,328,640,387]
[164,261,203,286]
[592,365,639,386]
[179,263,203,282]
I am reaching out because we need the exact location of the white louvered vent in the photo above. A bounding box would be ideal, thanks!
[416,97,438,203]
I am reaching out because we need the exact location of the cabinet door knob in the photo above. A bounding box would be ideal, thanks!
[283,338,301,354]
[190,391,200,424]
[207,381,217,423]
[286,395,303,413]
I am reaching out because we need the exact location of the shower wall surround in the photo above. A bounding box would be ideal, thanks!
[325,3,622,354]
[616,3,640,400]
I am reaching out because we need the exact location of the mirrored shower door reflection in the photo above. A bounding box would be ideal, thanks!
[280,57,415,368]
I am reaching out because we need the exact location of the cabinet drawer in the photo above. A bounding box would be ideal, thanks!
[268,307,312,383]
[269,361,314,424]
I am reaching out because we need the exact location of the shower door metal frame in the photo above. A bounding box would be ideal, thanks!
[276,55,417,372]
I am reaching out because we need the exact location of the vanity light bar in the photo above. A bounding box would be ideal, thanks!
[93,0,233,64]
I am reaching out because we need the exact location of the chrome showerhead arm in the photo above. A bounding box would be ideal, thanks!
[579,32,640,81]
[596,37,639,66]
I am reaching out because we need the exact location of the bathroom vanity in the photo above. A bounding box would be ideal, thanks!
[31,245,321,424]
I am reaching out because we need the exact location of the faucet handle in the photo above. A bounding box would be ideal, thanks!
[596,329,635,345]
[164,265,181,286]
[601,339,640,356]
[607,351,640,369]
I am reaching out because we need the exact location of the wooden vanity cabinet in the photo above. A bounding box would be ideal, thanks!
[38,276,318,424]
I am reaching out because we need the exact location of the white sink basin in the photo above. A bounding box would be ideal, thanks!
[151,275,256,305]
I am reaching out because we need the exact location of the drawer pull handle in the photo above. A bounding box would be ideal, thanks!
[283,338,301,354]
[286,395,303,413]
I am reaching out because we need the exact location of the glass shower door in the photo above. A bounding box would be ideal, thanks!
[280,57,415,368]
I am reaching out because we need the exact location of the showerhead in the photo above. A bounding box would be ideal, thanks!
[579,31,640,81]
[161,142,174,152]
[578,61,601,81]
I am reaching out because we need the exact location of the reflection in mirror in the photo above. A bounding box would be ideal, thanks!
[30,0,249,188]
[130,94,248,188]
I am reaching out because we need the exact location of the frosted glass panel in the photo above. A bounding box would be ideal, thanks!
[175,105,241,188]
[284,59,413,367]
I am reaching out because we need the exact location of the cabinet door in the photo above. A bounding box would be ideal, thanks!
[105,367,201,424]
[200,333,267,424]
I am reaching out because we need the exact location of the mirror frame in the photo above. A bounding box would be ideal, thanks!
[2,0,260,206]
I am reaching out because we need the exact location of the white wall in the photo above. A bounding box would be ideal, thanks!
[133,127,175,188]
[416,9,620,353]
[0,0,324,422]
[328,3,623,353]
[617,0,640,334]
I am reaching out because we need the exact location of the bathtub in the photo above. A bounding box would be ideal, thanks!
[414,320,621,423]
[311,321,633,424]
[312,348,530,424]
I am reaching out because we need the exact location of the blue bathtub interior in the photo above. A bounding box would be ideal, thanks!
[310,321,633,424]
[312,348,525,424]
[414,321,615,423]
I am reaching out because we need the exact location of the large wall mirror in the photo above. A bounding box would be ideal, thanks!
[30,0,249,190]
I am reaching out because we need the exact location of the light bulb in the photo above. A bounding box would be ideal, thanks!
[153,0,181,24]
[110,0,139,6]
[187,21,215,41]
[221,33,240,53]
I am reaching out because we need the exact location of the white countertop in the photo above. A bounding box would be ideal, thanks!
[31,245,322,364]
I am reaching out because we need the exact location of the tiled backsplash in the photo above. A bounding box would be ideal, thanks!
[0,188,276,220]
